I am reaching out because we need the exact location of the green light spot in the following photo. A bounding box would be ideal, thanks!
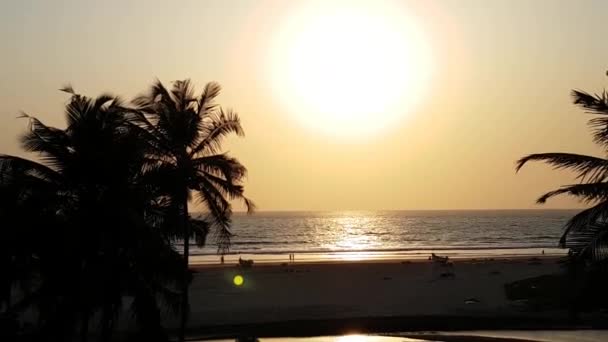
[233,275,244,286]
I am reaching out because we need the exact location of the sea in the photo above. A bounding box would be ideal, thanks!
[188,209,578,264]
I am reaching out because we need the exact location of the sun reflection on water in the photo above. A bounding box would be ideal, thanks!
[333,214,379,251]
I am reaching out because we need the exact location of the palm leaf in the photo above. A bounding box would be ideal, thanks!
[198,171,255,213]
[171,79,195,112]
[572,89,608,146]
[190,108,244,155]
[197,82,221,116]
[196,179,233,253]
[560,201,608,247]
[516,153,608,182]
[536,182,608,204]
[572,89,608,115]
[0,155,63,183]
[574,224,608,262]
[189,218,210,247]
[192,153,247,181]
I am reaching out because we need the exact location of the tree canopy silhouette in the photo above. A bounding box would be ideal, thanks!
[0,81,253,341]
[517,86,608,263]
[132,79,254,341]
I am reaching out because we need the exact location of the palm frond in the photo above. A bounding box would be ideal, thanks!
[197,171,255,214]
[192,153,247,184]
[243,196,256,214]
[19,115,72,170]
[561,201,608,247]
[0,155,63,183]
[133,79,176,115]
[191,108,244,155]
[189,218,210,247]
[588,116,608,147]
[197,82,221,116]
[93,93,120,112]
[196,179,233,253]
[536,182,608,204]
[573,224,608,262]
[572,89,608,115]
[59,84,75,94]
[198,172,244,197]
[171,79,195,112]
[516,153,608,182]
[572,89,608,146]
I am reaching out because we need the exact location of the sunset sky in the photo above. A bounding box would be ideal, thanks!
[1,0,608,211]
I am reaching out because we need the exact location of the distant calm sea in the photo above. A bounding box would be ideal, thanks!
[189,210,578,263]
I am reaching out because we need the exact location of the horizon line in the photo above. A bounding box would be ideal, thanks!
[218,208,585,213]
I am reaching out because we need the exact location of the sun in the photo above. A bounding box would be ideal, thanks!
[270,1,433,138]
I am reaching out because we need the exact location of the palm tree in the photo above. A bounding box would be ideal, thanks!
[0,88,185,341]
[133,79,254,341]
[516,88,608,264]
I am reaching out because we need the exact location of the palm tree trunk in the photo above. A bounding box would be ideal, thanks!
[178,194,190,342]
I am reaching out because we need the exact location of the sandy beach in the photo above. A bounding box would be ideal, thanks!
[166,256,602,337]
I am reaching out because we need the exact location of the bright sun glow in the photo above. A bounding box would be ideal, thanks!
[270,1,433,138]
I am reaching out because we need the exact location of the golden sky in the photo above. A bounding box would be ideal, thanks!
[1,0,608,211]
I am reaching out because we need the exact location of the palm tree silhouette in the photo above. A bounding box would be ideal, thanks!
[0,87,185,341]
[133,79,254,341]
[517,88,608,262]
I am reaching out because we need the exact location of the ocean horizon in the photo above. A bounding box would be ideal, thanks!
[188,209,578,263]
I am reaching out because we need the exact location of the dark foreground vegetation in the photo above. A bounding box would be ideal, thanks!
[0,80,253,341]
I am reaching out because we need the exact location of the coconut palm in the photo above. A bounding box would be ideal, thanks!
[0,88,185,341]
[516,88,608,263]
[133,79,254,341]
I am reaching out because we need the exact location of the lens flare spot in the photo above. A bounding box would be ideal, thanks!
[233,275,244,286]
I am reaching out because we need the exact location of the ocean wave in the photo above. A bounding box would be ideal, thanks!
[184,210,570,256]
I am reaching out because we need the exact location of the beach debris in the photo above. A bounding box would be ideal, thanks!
[382,276,392,280]
[239,257,254,268]
[489,270,501,275]
[464,297,480,304]
[439,271,455,278]
[430,253,449,264]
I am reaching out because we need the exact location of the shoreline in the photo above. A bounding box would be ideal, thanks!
[189,248,566,267]
[191,255,564,270]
